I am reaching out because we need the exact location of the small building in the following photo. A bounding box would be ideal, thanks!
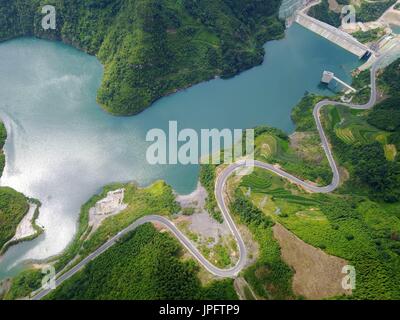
[94,189,125,215]
[321,70,356,94]
[321,71,334,84]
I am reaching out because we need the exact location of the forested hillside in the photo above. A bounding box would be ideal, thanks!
[308,0,341,27]
[0,121,30,252]
[328,58,400,202]
[47,223,237,300]
[308,0,396,27]
[0,0,284,115]
[0,187,29,251]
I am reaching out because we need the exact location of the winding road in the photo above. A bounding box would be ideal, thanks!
[32,47,399,300]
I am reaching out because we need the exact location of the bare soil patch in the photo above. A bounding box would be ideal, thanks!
[273,223,352,299]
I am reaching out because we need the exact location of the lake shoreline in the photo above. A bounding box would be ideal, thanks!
[0,23,361,279]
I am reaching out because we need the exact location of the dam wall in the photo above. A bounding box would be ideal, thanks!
[295,12,370,58]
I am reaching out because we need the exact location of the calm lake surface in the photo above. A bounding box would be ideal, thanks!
[390,24,400,34]
[0,23,360,279]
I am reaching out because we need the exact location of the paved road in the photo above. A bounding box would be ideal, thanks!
[31,213,248,300]
[32,48,397,300]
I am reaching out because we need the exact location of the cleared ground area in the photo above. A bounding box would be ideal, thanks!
[273,223,352,299]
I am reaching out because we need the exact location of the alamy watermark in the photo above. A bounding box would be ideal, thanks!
[341,265,356,290]
[341,5,356,30]
[41,5,56,30]
[41,265,56,291]
[146,121,255,175]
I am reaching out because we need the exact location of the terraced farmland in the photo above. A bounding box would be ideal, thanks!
[328,105,389,145]
[240,169,321,206]
[255,134,282,159]
[334,127,356,144]
[254,130,332,185]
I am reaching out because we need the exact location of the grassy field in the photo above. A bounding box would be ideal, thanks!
[199,240,233,269]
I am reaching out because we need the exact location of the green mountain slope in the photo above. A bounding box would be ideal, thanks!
[46,223,237,300]
[0,0,284,115]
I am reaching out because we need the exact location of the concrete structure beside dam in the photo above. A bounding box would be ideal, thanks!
[295,12,371,59]
[321,71,357,94]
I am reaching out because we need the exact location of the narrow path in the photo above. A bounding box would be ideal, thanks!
[31,48,398,300]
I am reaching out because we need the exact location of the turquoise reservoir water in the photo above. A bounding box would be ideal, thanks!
[0,23,360,278]
[391,24,400,34]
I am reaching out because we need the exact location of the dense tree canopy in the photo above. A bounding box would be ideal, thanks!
[0,0,284,115]
[47,224,237,300]
[0,187,29,250]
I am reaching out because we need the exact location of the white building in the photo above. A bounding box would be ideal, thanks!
[321,71,334,84]
[94,189,125,215]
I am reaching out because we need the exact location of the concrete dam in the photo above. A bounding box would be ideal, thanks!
[295,12,370,59]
